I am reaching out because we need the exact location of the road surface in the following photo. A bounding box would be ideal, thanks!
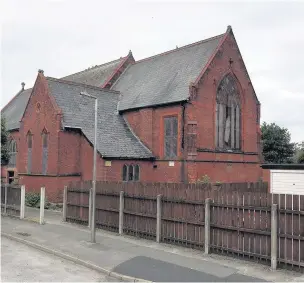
[1,237,116,282]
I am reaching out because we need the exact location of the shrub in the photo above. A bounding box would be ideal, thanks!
[25,192,40,207]
[196,174,211,184]
[25,192,50,209]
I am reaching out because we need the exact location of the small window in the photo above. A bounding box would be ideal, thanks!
[134,165,140,181]
[122,164,140,182]
[8,140,17,167]
[122,165,128,181]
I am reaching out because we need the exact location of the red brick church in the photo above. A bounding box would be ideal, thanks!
[1,26,263,201]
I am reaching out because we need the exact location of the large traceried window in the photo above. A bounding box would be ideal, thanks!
[27,131,33,174]
[42,129,48,175]
[8,139,17,167]
[216,74,241,150]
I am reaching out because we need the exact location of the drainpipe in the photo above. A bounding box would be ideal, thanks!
[181,102,187,183]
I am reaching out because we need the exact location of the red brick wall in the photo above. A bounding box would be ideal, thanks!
[18,73,62,175]
[184,31,262,182]
[58,131,81,175]
[124,105,183,158]
[19,175,81,202]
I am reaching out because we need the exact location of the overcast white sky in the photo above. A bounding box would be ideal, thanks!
[1,0,303,142]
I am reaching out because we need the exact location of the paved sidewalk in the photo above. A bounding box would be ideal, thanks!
[1,214,303,282]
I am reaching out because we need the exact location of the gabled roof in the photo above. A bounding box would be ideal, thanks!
[62,57,125,87]
[47,78,153,159]
[1,56,126,131]
[2,88,32,131]
[113,34,224,111]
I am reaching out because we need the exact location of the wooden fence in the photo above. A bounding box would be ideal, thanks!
[65,181,303,271]
[1,184,24,217]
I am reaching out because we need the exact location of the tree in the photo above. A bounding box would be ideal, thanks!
[298,151,304,164]
[293,141,304,164]
[261,122,295,164]
[1,117,9,165]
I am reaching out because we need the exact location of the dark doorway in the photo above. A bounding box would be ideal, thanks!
[8,171,14,184]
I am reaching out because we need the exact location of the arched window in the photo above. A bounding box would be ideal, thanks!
[42,129,48,175]
[128,165,134,181]
[27,131,33,174]
[122,165,128,181]
[216,74,241,150]
[8,139,17,167]
[122,164,140,182]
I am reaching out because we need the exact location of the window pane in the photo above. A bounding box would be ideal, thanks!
[122,165,128,181]
[42,134,48,148]
[134,165,140,181]
[27,149,32,174]
[128,165,134,181]
[42,148,48,175]
[164,117,178,159]
[28,135,32,149]
[164,118,172,136]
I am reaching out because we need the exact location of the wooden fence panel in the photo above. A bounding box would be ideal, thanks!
[65,181,303,271]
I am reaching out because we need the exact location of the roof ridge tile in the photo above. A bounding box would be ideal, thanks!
[46,77,120,94]
[61,57,126,79]
[134,33,225,64]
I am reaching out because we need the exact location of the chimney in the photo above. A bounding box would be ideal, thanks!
[38,69,44,75]
[21,82,25,91]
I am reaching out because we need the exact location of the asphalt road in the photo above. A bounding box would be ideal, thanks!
[1,237,116,282]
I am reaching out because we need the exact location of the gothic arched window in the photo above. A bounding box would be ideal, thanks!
[216,74,241,150]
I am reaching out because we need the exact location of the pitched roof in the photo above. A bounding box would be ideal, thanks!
[47,78,153,159]
[62,57,125,87]
[1,57,125,131]
[2,88,32,131]
[113,34,224,111]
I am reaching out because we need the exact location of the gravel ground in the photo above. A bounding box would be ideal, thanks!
[1,237,116,282]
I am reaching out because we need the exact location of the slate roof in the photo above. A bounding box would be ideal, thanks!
[113,34,224,111]
[62,57,125,87]
[47,78,153,159]
[1,88,32,131]
[1,57,125,131]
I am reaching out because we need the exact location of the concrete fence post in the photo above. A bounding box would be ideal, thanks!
[20,185,25,219]
[88,188,92,228]
[156,194,162,243]
[4,183,8,215]
[40,187,45,225]
[205,198,211,254]
[119,191,124,235]
[63,186,67,222]
[271,203,278,270]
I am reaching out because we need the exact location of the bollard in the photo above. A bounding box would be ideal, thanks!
[119,191,124,235]
[63,186,67,222]
[204,198,211,254]
[271,203,278,270]
[156,194,162,243]
[4,183,8,215]
[20,185,25,219]
[40,187,45,225]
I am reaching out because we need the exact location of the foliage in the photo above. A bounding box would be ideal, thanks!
[25,192,41,207]
[293,141,304,164]
[298,151,304,164]
[25,192,50,209]
[196,174,211,184]
[261,122,295,164]
[1,117,9,165]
